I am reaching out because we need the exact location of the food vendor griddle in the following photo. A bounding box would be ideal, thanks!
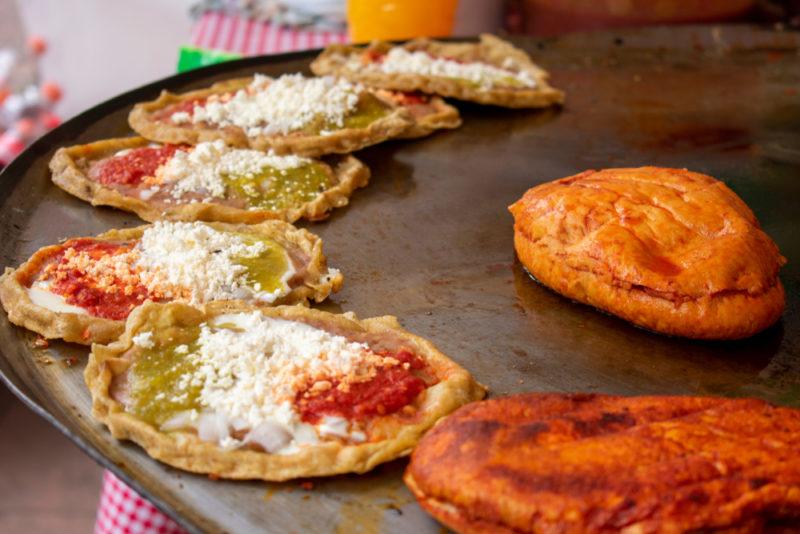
[1,25,798,533]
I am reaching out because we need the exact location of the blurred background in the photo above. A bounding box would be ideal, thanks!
[0,0,799,532]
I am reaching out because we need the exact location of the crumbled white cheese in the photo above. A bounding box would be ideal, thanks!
[157,140,312,201]
[171,111,191,124]
[165,312,387,452]
[365,48,536,90]
[189,74,362,136]
[135,221,293,304]
[132,331,155,349]
[139,186,159,201]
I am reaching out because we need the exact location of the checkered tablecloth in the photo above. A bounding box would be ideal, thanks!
[191,11,348,55]
[95,471,186,534]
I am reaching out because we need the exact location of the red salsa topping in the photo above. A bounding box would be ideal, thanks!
[390,91,430,106]
[296,350,432,424]
[39,239,157,320]
[362,49,386,64]
[93,145,181,187]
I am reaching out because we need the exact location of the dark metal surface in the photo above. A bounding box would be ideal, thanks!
[1,25,799,533]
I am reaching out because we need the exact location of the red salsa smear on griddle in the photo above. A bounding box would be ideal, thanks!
[296,349,431,423]
[39,238,156,320]
[93,144,180,186]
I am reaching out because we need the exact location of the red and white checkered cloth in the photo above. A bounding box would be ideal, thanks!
[95,471,186,534]
[191,11,348,55]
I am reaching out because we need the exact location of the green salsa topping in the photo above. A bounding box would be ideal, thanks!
[298,93,389,135]
[224,162,333,211]
[234,233,292,295]
[126,236,292,428]
[498,75,527,88]
[128,328,202,427]
[339,93,390,129]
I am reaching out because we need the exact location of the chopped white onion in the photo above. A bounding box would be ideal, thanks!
[244,420,292,453]
[196,411,230,443]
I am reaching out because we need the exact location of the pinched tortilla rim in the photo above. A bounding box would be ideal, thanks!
[389,95,462,139]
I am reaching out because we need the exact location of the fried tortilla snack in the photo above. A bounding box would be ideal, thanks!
[509,167,786,339]
[86,301,486,481]
[0,220,341,344]
[372,90,461,139]
[128,74,414,157]
[405,392,800,533]
[311,34,565,108]
[50,137,370,223]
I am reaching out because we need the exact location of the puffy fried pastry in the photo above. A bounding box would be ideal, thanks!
[311,34,564,109]
[509,167,786,339]
[405,392,800,533]
[50,137,370,223]
[86,301,486,480]
[128,74,414,157]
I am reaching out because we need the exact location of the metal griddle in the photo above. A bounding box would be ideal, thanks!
[1,25,799,533]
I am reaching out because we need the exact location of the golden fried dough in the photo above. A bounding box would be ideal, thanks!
[311,34,565,109]
[86,301,486,480]
[509,167,786,339]
[405,393,800,533]
[49,137,370,224]
[128,77,414,157]
[0,221,341,344]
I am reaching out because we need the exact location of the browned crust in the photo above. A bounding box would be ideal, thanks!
[85,301,486,481]
[0,221,343,345]
[49,137,371,224]
[392,95,462,139]
[404,393,800,533]
[405,472,516,534]
[128,77,414,156]
[509,167,786,340]
[311,34,565,109]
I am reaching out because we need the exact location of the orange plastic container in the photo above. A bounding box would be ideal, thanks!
[347,0,459,42]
